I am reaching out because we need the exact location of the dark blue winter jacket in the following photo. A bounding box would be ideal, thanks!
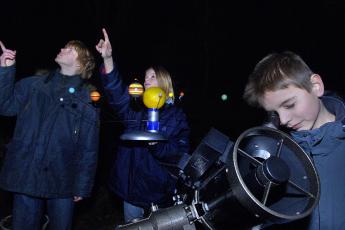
[0,66,99,198]
[290,95,345,230]
[100,65,190,208]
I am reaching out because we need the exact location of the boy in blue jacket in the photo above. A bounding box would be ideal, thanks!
[0,40,99,230]
[243,51,345,229]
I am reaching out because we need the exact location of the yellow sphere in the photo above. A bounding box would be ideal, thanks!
[143,87,166,109]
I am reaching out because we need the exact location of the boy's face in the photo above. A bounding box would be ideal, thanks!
[261,83,322,131]
[55,45,79,68]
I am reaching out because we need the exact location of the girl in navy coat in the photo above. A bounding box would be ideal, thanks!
[96,28,190,223]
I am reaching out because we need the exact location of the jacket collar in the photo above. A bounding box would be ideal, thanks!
[291,95,345,142]
[321,95,345,122]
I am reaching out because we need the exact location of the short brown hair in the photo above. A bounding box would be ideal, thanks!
[243,51,314,107]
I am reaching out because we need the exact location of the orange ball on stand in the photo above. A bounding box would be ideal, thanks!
[128,81,144,97]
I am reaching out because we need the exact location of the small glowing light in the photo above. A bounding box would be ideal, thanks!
[221,94,228,101]
[68,87,75,94]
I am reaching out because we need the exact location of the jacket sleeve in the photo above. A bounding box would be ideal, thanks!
[74,101,100,197]
[149,108,190,166]
[99,64,130,120]
[0,66,30,116]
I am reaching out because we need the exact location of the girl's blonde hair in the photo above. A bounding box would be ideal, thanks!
[150,65,175,103]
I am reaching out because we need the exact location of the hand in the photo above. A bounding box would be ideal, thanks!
[0,41,16,67]
[95,28,113,60]
[73,196,83,202]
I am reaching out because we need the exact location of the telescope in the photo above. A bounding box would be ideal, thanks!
[116,125,320,230]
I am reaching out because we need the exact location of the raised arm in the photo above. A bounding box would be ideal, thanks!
[0,41,27,116]
[95,28,114,73]
[95,29,131,118]
[0,41,16,67]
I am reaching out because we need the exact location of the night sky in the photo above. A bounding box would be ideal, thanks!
[1,0,345,145]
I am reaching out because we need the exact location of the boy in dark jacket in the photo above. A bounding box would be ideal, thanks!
[95,28,190,223]
[243,51,345,229]
[0,40,99,230]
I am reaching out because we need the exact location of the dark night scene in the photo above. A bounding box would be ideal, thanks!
[0,0,345,229]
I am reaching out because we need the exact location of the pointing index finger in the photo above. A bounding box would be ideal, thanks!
[0,40,6,52]
[102,28,109,42]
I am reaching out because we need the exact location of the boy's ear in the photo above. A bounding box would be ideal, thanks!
[310,74,324,97]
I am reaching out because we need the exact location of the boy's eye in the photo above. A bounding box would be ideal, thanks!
[284,103,295,109]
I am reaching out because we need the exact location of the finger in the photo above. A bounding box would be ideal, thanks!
[3,53,15,59]
[0,40,6,51]
[102,28,109,41]
[95,46,102,53]
[96,39,104,47]
[5,50,16,56]
[95,40,104,52]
